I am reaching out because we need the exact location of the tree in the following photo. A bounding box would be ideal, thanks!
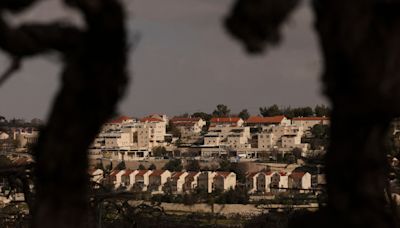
[259,105,282,117]
[212,104,230,117]
[152,146,167,157]
[116,161,126,170]
[311,124,330,139]
[162,159,183,172]
[185,160,201,172]
[149,163,156,170]
[192,112,212,121]
[0,0,129,226]
[292,148,303,160]
[292,107,314,117]
[226,0,400,226]
[238,109,250,120]
[138,164,145,170]
[218,159,231,171]
[315,104,331,117]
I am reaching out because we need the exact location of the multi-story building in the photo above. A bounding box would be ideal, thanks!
[258,125,308,152]
[170,117,206,138]
[209,117,244,129]
[246,115,291,128]
[292,117,330,130]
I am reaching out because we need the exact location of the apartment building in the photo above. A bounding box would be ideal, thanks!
[292,117,330,130]
[170,117,206,137]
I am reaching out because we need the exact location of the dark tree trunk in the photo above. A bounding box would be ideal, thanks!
[32,1,128,227]
[0,0,127,227]
[225,0,400,227]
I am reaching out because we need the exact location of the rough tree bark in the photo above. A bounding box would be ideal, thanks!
[0,0,127,227]
[226,0,400,227]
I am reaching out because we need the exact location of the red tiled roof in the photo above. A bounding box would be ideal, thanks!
[122,169,135,176]
[135,170,149,176]
[210,117,241,123]
[12,157,30,166]
[247,172,258,178]
[149,170,166,177]
[186,171,200,178]
[279,172,287,176]
[215,171,231,178]
[262,171,273,176]
[108,116,132,124]
[172,172,186,179]
[289,172,306,179]
[110,170,121,176]
[246,116,285,124]
[140,117,163,123]
[292,117,329,121]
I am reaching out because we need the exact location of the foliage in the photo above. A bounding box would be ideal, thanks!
[0,155,12,167]
[314,104,331,117]
[215,187,249,204]
[185,159,201,172]
[138,164,145,170]
[218,159,231,171]
[162,159,183,172]
[116,161,126,170]
[238,109,250,120]
[260,104,282,117]
[152,146,168,157]
[191,112,212,121]
[311,124,330,139]
[212,104,231,117]
[149,163,157,170]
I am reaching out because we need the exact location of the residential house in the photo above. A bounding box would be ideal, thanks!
[120,169,138,189]
[198,171,216,193]
[246,115,291,128]
[170,117,206,138]
[183,171,200,192]
[288,172,312,192]
[256,171,274,192]
[89,169,104,184]
[109,170,125,189]
[132,170,153,191]
[270,172,289,192]
[166,171,189,193]
[148,170,172,193]
[213,172,236,191]
[209,117,244,129]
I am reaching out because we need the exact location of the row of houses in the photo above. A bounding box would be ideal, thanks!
[90,169,236,194]
[90,168,313,195]
[246,171,312,193]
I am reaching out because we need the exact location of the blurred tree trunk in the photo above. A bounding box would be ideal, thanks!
[32,1,128,227]
[226,0,400,227]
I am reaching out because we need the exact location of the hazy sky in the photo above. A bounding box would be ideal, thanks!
[0,0,326,120]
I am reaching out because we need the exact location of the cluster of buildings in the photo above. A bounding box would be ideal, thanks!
[0,128,39,151]
[246,171,312,194]
[89,169,236,194]
[89,168,313,195]
[89,114,330,161]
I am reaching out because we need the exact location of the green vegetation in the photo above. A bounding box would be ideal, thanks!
[162,159,183,172]
[185,159,201,172]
